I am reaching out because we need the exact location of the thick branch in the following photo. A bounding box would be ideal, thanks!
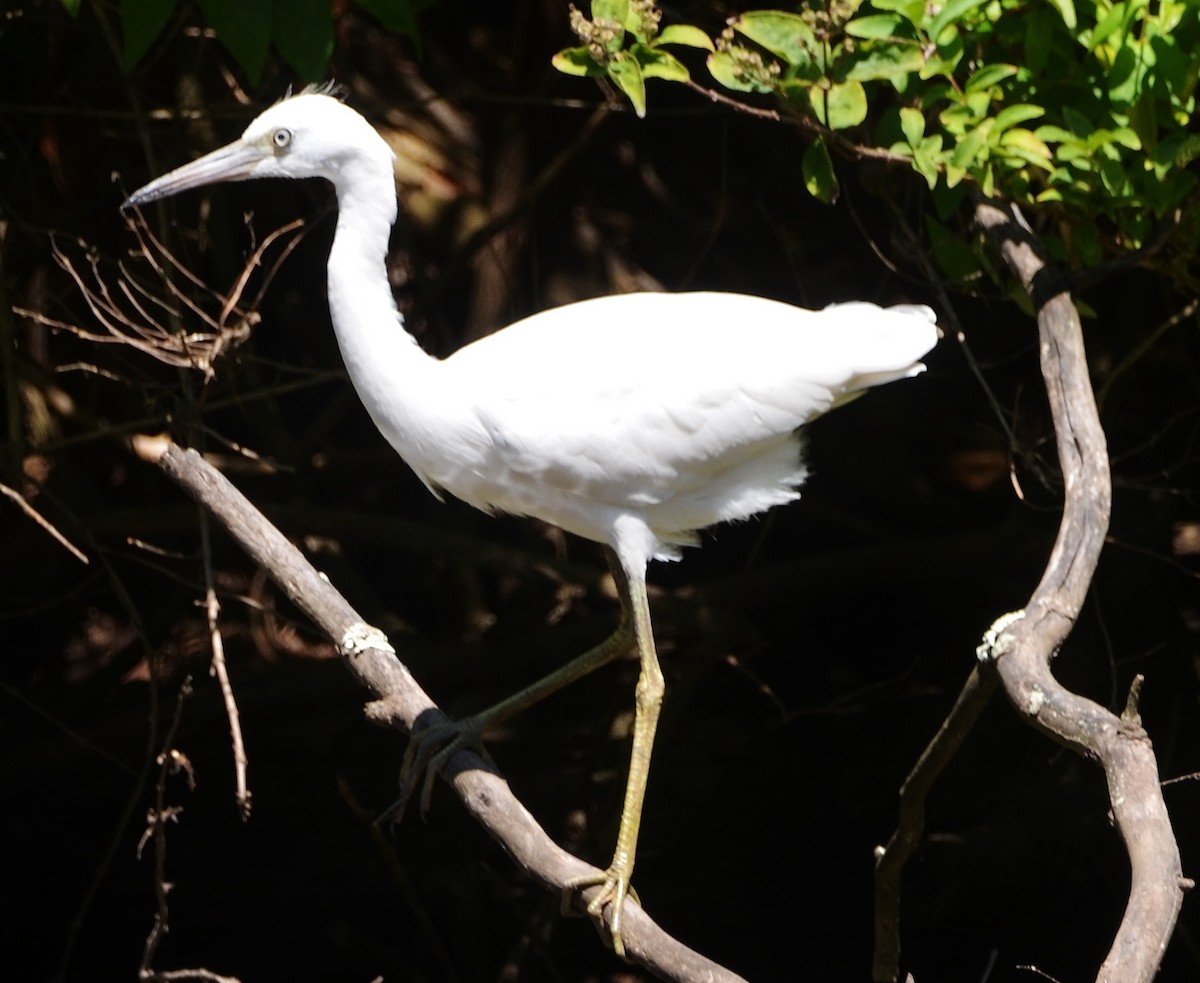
[132,435,747,983]
[972,197,1186,983]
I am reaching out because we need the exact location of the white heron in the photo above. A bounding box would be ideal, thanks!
[124,90,938,956]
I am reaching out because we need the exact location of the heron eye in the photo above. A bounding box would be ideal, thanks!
[272,128,292,150]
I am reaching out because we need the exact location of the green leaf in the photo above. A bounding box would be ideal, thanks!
[273,0,334,82]
[913,133,944,188]
[1034,124,1076,144]
[1090,4,1127,50]
[706,50,775,93]
[842,41,926,82]
[844,14,905,40]
[999,128,1053,168]
[870,0,925,24]
[353,0,433,45]
[899,106,925,147]
[594,0,646,39]
[121,0,175,71]
[592,0,630,26]
[59,0,83,14]
[552,46,606,77]
[991,104,1044,132]
[1047,0,1077,30]
[950,120,992,168]
[654,24,713,50]
[607,53,646,117]
[964,63,1018,92]
[732,11,816,66]
[928,0,988,41]
[813,80,868,130]
[926,214,982,281]
[1062,105,1094,136]
[1098,155,1126,195]
[802,137,839,203]
[633,44,689,83]
[196,0,271,84]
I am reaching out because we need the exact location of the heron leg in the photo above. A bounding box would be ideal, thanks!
[393,549,636,818]
[566,559,663,958]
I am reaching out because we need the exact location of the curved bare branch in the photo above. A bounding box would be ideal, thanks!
[972,196,1187,983]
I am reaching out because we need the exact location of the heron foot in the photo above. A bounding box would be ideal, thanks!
[383,714,496,824]
[564,864,640,959]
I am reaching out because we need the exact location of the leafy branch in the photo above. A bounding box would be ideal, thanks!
[555,0,1200,276]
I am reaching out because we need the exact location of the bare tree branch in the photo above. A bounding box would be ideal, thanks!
[971,197,1188,983]
[131,434,749,983]
[873,196,1190,983]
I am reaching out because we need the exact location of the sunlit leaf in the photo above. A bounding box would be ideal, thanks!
[634,44,689,82]
[964,63,1018,92]
[842,41,926,82]
[608,53,646,117]
[991,104,1044,132]
[592,0,630,26]
[706,50,775,93]
[1047,0,1076,29]
[812,80,867,129]
[951,121,992,168]
[552,46,605,77]
[654,24,713,50]
[928,0,988,41]
[732,10,816,66]
[1000,128,1053,168]
[869,0,925,23]
[845,15,905,39]
[899,106,925,146]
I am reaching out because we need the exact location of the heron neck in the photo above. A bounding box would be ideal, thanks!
[325,168,437,428]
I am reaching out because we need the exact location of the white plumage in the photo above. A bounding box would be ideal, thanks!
[125,91,937,955]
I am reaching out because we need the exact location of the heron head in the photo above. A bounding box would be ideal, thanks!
[122,92,396,210]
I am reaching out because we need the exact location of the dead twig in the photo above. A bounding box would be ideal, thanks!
[200,512,252,819]
[13,213,306,381]
[872,662,999,980]
[137,677,235,983]
[0,480,89,563]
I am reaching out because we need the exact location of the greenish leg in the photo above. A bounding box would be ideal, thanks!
[396,549,636,816]
[566,559,663,958]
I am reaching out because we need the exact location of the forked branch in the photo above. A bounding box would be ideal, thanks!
[972,196,1187,983]
[873,198,1187,983]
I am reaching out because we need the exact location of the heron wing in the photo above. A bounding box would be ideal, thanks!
[447,293,936,510]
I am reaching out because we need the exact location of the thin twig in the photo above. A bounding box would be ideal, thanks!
[0,480,89,563]
[872,663,1000,980]
[138,677,198,978]
[200,511,252,819]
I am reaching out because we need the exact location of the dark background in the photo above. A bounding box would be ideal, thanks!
[2,2,1198,981]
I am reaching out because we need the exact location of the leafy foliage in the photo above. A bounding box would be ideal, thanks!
[555,0,1200,264]
[97,0,434,83]
[552,0,713,117]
